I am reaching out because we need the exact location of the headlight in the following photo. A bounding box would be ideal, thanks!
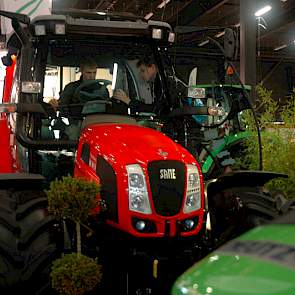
[127,164,151,214]
[188,172,199,187]
[186,193,198,207]
[129,173,144,188]
[130,194,144,209]
[184,164,201,213]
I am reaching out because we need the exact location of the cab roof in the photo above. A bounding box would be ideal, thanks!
[30,9,172,37]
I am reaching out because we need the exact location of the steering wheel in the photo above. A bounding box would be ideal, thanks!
[58,79,112,118]
[73,79,112,102]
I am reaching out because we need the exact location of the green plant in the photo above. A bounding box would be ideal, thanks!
[50,253,102,295]
[237,85,295,198]
[46,176,102,294]
[46,175,100,253]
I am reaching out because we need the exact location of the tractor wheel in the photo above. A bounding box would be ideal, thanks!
[238,190,280,231]
[269,189,293,213]
[243,208,277,228]
[208,188,281,248]
[0,188,60,294]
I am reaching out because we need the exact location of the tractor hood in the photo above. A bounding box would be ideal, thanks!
[172,209,295,295]
[81,122,196,166]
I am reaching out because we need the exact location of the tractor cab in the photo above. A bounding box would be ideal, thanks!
[1,10,181,181]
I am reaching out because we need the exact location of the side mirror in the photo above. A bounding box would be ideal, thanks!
[224,28,238,61]
[1,54,13,66]
[1,47,18,66]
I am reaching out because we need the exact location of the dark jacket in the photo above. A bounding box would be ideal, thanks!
[59,80,83,105]
[59,77,109,105]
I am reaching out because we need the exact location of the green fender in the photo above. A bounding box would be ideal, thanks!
[171,220,295,295]
[201,131,251,174]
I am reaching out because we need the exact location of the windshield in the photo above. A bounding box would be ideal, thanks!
[36,36,165,141]
[44,37,155,102]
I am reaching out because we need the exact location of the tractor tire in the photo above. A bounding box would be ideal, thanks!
[0,188,60,294]
[236,189,281,234]
[208,188,281,249]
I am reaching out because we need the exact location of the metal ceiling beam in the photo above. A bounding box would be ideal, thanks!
[259,10,295,40]
[199,0,231,16]
[170,0,229,26]
[124,0,148,13]
[260,59,283,84]
[95,0,107,10]
[155,0,193,23]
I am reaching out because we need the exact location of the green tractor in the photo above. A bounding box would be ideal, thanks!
[172,207,295,295]
[184,83,253,179]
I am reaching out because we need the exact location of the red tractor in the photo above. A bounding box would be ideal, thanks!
[0,9,289,294]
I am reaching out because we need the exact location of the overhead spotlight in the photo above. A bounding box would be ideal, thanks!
[274,44,287,51]
[96,11,106,15]
[157,0,171,9]
[255,5,272,17]
[144,12,153,20]
[215,31,225,38]
[198,40,209,47]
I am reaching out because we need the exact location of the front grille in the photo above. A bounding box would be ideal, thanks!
[147,160,185,216]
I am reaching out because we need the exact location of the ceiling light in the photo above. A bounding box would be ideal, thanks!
[168,32,175,43]
[255,5,272,17]
[144,12,153,20]
[235,23,240,28]
[274,44,287,51]
[35,24,46,36]
[111,63,118,90]
[215,31,225,38]
[157,0,171,9]
[152,28,163,39]
[96,11,106,15]
[55,23,65,35]
[198,40,209,47]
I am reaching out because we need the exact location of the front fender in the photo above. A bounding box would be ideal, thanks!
[206,170,288,196]
[204,170,288,214]
[203,171,288,245]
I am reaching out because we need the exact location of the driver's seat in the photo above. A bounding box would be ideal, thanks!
[58,79,111,140]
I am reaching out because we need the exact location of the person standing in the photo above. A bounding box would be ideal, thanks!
[113,56,166,114]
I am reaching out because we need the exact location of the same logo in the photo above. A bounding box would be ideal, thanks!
[159,168,176,180]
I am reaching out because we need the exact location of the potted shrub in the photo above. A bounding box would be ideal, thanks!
[46,175,102,295]
[50,252,102,295]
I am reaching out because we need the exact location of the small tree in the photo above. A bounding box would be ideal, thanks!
[46,175,102,295]
[47,175,100,253]
[50,253,102,295]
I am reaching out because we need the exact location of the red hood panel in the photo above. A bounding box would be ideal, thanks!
[82,124,196,165]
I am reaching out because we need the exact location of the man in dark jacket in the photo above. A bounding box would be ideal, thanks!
[113,56,167,114]
[59,57,109,105]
